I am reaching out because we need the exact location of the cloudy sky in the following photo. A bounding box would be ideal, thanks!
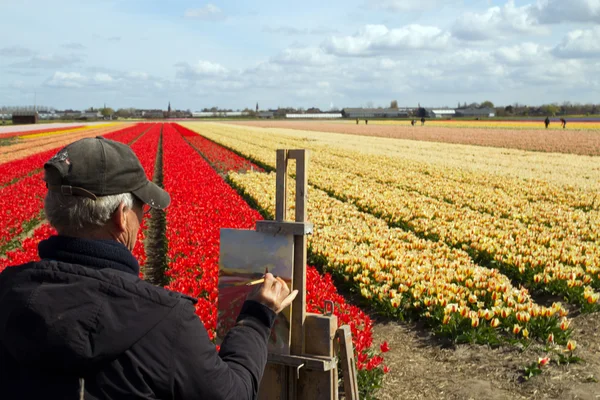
[1,0,599,111]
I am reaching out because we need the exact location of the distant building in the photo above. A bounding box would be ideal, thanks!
[61,110,82,119]
[38,111,61,120]
[141,110,164,119]
[80,111,102,120]
[286,113,342,119]
[12,111,39,125]
[192,111,250,118]
[428,109,456,118]
[341,108,409,119]
[455,108,495,118]
[257,111,274,119]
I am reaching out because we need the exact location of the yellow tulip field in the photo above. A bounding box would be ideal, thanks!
[181,121,600,347]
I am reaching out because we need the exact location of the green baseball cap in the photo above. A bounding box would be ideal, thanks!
[43,136,170,210]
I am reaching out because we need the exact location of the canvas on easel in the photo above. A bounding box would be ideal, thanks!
[216,228,294,354]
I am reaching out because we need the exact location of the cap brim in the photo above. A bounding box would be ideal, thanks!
[132,180,171,210]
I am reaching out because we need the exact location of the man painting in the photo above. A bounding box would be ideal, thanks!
[0,136,297,399]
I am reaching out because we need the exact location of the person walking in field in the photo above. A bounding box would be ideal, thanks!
[411,119,415,126]
[544,116,550,129]
[560,117,567,129]
[0,136,297,400]
[421,117,425,126]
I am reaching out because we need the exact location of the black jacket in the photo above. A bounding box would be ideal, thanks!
[0,235,276,399]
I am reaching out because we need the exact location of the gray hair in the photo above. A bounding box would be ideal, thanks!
[44,191,136,235]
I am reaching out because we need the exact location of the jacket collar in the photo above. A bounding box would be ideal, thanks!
[38,235,140,276]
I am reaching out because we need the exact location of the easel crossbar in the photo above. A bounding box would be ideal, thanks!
[267,353,338,372]
[256,221,313,236]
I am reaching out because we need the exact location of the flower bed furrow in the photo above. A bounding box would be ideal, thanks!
[129,124,162,270]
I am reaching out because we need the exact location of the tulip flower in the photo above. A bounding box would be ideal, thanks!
[380,342,390,353]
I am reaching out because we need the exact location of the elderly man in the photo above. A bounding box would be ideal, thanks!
[0,136,297,399]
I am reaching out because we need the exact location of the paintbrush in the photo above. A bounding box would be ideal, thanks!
[245,278,266,286]
[245,267,269,286]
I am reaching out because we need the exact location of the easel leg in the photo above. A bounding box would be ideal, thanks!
[336,326,360,400]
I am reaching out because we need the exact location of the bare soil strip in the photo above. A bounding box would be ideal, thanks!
[373,312,600,400]
[144,126,169,286]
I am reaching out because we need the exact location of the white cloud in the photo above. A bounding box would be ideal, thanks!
[452,0,546,41]
[507,59,587,86]
[184,4,224,20]
[175,60,229,80]
[9,53,83,69]
[553,27,600,58]
[262,26,338,36]
[533,0,600,24]
[322,24,451,56]
[127,71,150,80]
[368,0,461,11]
[494,42,549,65]
[436,49,493,69]
[248,61,284,75]
[272,47,335,66]
[46,71,87,88]
[379,58,402,69]
[3,0,600,109]
[93,73,114,83]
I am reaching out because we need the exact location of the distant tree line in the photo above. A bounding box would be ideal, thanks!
[495,102,600,117]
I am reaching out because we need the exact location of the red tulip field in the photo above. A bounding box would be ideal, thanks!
[1,120,600,399]
[0,122,388,399]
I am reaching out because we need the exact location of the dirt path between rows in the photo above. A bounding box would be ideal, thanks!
[372,312,600,400]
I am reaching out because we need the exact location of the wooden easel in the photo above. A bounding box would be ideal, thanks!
[255,149,359,400]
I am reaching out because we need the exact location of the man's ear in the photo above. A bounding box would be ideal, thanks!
[112,201,128,233]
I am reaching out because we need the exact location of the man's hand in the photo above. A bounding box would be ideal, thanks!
[246,273,298,314]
